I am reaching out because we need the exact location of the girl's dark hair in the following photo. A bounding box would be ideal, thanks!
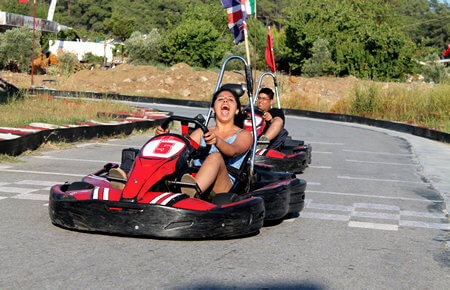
[212,88,246,128]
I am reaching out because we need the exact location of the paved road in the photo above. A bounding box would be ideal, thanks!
[0,103,448,289]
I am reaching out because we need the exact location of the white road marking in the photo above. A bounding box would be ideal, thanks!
[15,180,61,186]
[351,211,400,221]
[0,168,84,177]
[309,166,332,169]
[348,221,398,231]
[337,175,426,184]
[31,156,116,163]
[306,190,443,203]
[0,187,39,194]
[346,159,417,166]
[11,193,48,201]
[312,151,332,154]
[300,212,350,221]
[400,220,450,230]
[0,182,8,186]
[400,210,446,219]
[307,202,353,212]
[343,149,412,156]
[0,165,12,169]
[353,203,400,211]
[0,196,7,201]
[306,182,321,186]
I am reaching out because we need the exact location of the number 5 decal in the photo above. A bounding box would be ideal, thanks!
[154,141,174,154]
[142,138,186,158]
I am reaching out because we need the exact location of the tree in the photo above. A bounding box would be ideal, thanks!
[125,30,162,65]
[104,13,135,41]
[285,0,417,80]
[302,38,335,77]
[159,19,227,68]
[394,0,449,54]
[0,26,41,73]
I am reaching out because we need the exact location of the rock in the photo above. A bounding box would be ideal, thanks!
[158,89,170,94]
[123,78,132,83]
[138,76,147,82]
[181,89,191,97]
[165,77,174,85]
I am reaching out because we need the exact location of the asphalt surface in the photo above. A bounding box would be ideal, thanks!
[0,102,448,289]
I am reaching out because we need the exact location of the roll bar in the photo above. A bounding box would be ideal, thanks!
[254,72,281,109]
[204,55,258,179]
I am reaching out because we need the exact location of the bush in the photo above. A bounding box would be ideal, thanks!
[125,30,162,65]
[0,26,41,73]
[81,52,105,64]
[302,38,335,77]
[159,19,226,68]
[57,52,78,78]
[420,54,449,84]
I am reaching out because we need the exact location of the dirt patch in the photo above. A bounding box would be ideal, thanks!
[0,63,355,110]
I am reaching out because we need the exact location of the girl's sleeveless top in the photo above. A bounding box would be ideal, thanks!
[193,129,248,183]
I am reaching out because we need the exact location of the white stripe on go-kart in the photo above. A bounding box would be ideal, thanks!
[149,192,172,204]
[160,193,183,205]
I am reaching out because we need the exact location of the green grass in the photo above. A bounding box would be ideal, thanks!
[0,93,134,127]
[0,153,24,163]
[331,82,450,133]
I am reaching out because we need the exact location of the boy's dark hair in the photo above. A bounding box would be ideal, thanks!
[258,88,274,100]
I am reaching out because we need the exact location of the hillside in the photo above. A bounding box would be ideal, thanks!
[0,63,356,111]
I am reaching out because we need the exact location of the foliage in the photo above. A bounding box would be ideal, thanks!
[285,0,417,80]
[81,52,104,64]
[302,39,335,77]
[420,53,449,84]
[0,26,41,72]
[125,30,162,65]
[57,29,79,41]
[331,81,450,132]
[0,0,448,79]
[246,18,269,69]
[57,51,78,77]
[104,12,136,41]
[0,0,48,18]
[394,0,449,55]
[159,19,226,68]
[221,42,255,71]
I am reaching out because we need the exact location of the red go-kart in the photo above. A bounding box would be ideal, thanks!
[49,55,306,239]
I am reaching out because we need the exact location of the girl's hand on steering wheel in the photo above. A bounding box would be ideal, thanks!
[155,126,169,135]
[203,131,217,145]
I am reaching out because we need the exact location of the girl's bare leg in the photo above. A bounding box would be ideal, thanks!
[195,152,232,194]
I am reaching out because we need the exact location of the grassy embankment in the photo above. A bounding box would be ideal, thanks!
[0,93,134,127]
[284,81,450,133]
[0,93,149,162]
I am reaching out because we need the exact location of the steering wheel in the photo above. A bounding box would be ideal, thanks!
[160,115,212,158]
[243,104,265,117]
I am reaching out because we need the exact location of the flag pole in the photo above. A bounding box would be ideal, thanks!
[31,0,36,86]
[253,0,257,95]
[244,31,251,66]
[243,0,250,65]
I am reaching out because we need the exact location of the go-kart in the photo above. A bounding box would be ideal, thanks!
[249,72,312,173]
[49,55,306,239]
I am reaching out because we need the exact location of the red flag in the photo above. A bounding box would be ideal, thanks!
[443,44,450,57]
[19,0,29,3]
[265,27,276,73]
